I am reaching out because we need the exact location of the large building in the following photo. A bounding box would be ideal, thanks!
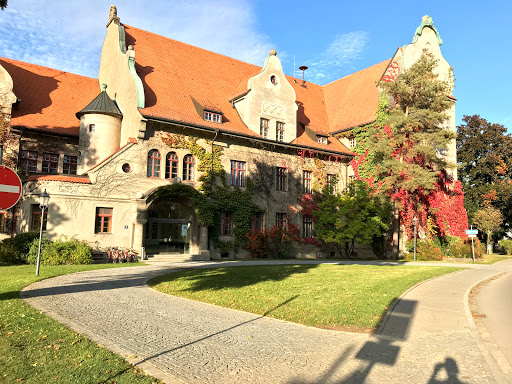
[0,7,456,259]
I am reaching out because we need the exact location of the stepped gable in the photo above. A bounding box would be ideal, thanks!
[0,57,98,136]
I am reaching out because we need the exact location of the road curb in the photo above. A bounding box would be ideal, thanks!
[464,271,511,384]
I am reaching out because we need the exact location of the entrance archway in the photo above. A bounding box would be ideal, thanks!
[144,198,195,254]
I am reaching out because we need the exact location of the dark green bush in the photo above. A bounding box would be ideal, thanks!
[0,232,40,264]
[27,237,93,265]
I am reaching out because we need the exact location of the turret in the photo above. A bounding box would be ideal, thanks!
[76,83,123,174]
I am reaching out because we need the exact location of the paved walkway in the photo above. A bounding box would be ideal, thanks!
[20,259,512,384]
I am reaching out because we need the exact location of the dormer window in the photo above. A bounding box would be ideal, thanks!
[349,137,357,148]
[204,111,221,123]
[316,135,328,145]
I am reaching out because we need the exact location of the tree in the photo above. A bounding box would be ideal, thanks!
[0,1,7,10]
[472,207,503,254]
[314,180,391,258]
[355,52,467,256]
[457,115,512,230]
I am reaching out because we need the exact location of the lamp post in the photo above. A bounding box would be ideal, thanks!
[412,216,418,262]
[35,189,50,277]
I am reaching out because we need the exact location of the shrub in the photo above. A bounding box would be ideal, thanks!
[245,229,271,258]
[499,239,512,255]
[446,236,471,258]
[27,237,93,265]
[0,232,40,264]
[405,241,444,261]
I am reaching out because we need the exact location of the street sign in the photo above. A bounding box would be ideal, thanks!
[468,234,477,238]
[0,166,22,210]
[466,229,478,235]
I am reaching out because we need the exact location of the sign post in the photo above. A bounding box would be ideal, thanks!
[466,228,479,262]
[0,166,22,210]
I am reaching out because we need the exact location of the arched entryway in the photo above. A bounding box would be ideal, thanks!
[144,198,195,254]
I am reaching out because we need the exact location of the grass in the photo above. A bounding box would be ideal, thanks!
[0,263,160,384]
[149,264,461,331]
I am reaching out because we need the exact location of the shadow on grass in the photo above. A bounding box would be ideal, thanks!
[148,264,319,292]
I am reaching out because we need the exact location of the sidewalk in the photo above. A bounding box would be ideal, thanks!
[21,259,512,384]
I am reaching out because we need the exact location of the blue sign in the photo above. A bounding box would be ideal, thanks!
[466,229,478,235]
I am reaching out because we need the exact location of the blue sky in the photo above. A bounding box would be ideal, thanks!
[1,0,510,132]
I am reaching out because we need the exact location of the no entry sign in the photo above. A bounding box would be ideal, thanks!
[0,166,22,210]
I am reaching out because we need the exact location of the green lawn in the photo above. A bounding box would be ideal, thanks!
[149,264,460,331]
[0,263,160,384]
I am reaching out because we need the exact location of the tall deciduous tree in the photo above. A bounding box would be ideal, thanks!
[457,114,512,231]
[314,180,391,258]
[472,207,503,253]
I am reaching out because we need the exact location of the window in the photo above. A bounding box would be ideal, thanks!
[303,215,313,238]
[20,150,38,175]
[327,174,338,193]
[31,204,47,232]
[303,170,312,194]
[231,160,246,187]
[183,154,195,181]
[63,155,77,175]
[88,124,96,132]
[349,137,356,148]
[260,118,269,139]
[348,175,355,185]
[0,211,6,232]
[276,213,287,228]
[95,207,113,233]
[220,212,232,236]
[147,149,161,177]
[165,152,179,179]
[317,135,328,144]
[250,212,263,232]
[276,121,285,142]
[204,111,221,123]
[42,153,59,174]
[276,167,287,191]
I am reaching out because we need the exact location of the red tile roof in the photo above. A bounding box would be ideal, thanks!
[26,175,91,184]
[124,25,387,155]
[0,57,98,136]
[324,60,391,133]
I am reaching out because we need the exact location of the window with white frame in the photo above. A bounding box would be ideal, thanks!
[20,150,38,175]
[303,170,312,194]
[349,137,357,148]
[63,155,77,175]
[95,207,113,233]
[147,149,161,177]
[276,212,287,228]
[260,118,269,139]
[165,152,179,179]
[183,154,195,181]
[316,135,328,144]
[327,174,337,193]
[204,111,221,123]
[42,153,59,174]
[276,121,285,142]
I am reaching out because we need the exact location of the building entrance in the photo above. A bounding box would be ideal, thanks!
[143,199,194,254]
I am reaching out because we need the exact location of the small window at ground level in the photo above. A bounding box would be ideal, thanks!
[95,207,112,233]
[276,212,287,228]
[220,212,233,236]
[303,215,313,238]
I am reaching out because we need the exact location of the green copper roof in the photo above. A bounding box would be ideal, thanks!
[413,16,443,46]
[76,84,123,119]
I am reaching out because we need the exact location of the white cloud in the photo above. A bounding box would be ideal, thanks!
[0,0,274,77]
[299,31,368,84]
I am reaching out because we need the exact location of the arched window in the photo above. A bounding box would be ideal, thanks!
[183,154,195,181]
[147,149,161,177]
[165,152,179,179]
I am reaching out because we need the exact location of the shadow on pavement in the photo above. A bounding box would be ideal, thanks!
[428,357,467,384]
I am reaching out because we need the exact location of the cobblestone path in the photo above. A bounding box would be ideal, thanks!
[21,261,505,383]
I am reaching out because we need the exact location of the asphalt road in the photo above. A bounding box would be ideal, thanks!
[475,265,512,367]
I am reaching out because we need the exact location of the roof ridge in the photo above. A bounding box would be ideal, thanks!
[322,58,392,87]
[0,57,97,80]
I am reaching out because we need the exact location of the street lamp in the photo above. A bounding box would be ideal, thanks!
[412,216,419,262]
[35,189,50,277]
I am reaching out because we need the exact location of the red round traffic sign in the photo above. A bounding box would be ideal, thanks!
[0,166,22,210]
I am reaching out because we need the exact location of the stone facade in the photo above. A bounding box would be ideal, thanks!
[0,9,456,259]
